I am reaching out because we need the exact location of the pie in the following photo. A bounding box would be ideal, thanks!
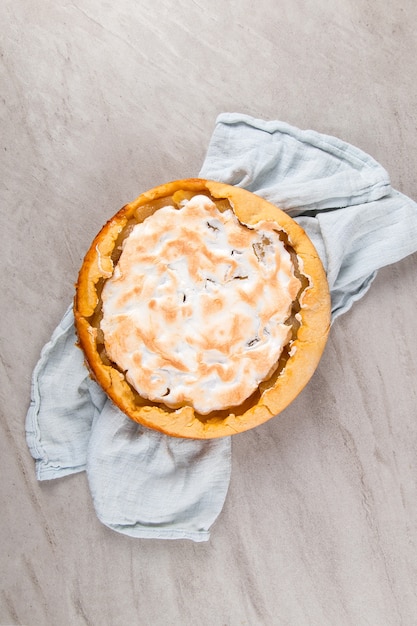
[74,179,330,438]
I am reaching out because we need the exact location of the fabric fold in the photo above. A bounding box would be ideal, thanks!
[200,113,392,216]
[26,305,103,480]
[86,401,231,541]
[200,113,417,317]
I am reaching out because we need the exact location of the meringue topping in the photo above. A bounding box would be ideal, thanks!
[100,194,301,414]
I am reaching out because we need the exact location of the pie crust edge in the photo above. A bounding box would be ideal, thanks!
[74,178,331,438]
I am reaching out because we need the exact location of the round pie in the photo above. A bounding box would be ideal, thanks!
[74,178,331,438]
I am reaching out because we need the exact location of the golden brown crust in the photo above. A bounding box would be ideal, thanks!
[74,179,331,438]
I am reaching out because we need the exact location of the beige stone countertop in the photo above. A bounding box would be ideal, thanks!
[2,1,417,624]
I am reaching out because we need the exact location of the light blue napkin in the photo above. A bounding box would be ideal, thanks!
[26,112,417,541]
[201,113,417,319]
[26,305,231,542]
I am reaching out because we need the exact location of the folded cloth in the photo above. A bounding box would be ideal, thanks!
[201,113,417,318]
[26,112,417,541]
[26,306,232,542]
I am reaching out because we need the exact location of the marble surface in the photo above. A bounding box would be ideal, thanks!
[2,0,417,624]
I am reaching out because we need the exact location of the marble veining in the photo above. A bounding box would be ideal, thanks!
[2,0,417,624]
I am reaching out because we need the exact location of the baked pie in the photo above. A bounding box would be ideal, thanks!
[74,179,330,438]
